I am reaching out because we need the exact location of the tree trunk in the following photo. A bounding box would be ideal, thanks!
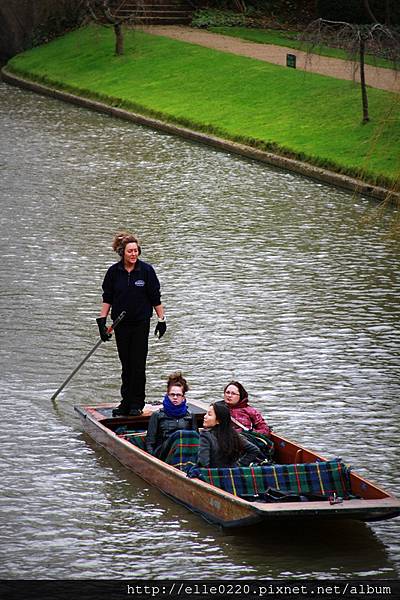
[359,36,369,123]
[114,22,123,55]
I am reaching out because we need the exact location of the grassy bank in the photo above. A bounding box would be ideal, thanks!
[6,24,400,187]
[209,27,397,70]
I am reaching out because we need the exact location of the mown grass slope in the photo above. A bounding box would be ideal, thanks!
[7,25,400,186]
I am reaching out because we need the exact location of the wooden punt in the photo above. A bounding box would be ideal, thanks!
[74,401,400,528]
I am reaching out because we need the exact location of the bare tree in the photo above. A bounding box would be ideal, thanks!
[301,18,400,123]
[86,0,142,55]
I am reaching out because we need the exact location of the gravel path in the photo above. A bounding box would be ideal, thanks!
[142,25,400,93]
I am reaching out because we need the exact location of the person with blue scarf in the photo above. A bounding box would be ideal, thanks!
[146,372,197,457]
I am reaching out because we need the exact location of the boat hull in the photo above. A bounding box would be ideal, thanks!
[75,403,400,528]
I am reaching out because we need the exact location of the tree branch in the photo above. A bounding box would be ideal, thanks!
[363,0,379,24]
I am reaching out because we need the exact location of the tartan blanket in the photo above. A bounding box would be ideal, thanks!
[116,429,146,450]
[117,429,200,466]
[118,429,199,470]
[161,430,200,471]
[158,430,274,469]
[117,428,351,499]
[115,428,274,465]
[187,459,351,499]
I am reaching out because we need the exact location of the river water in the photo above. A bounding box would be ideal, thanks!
[0,80,399,580]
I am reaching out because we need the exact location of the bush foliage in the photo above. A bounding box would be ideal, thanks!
[191,1,316,26]
[194,0,400,25]
[191,8,246,28]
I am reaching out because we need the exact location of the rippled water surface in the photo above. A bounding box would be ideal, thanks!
[0,81,399,580]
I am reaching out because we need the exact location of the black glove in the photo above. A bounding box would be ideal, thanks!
[154,318,167,339]
[96,317,112,342]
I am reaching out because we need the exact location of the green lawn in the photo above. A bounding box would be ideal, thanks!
[209,26,397,70]
[6,24,400,186]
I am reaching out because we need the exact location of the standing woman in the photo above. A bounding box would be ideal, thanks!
[97,231,166,417]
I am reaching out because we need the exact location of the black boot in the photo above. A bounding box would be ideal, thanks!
[112,404,130,417]
[128,408,143,417]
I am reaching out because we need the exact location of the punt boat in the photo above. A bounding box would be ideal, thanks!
[74,401,400,528]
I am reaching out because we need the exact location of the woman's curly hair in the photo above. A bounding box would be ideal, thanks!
[167,371,189,394]
[112,231,141,257]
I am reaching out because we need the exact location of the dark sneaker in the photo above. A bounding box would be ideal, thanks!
[128,408,143,417]
[112,406,129,417]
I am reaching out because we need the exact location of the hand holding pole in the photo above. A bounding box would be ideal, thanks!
[51,311,126,401]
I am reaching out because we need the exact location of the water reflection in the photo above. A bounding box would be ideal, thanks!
[0,81,399,579]
[223,521,395,579]
[83,436,397,580]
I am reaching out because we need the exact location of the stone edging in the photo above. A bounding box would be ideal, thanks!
[2,67,397,203]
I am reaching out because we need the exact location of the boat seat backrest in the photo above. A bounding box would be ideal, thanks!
[118,431,147,450]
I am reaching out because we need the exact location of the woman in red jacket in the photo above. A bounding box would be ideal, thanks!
[223,381,271,435]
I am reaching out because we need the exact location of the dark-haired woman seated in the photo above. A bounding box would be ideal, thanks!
[146,372,197,458]
[197,401,259,468]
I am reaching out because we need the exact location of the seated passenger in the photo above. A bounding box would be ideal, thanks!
[223,381,271,435]
[197,401,260,468]
[146,372,197,457]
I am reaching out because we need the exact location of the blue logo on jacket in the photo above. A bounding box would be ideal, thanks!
[135,280,145,287]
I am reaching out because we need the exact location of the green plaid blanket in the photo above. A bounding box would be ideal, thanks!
[117,429,200,470]
[116,429,146,450]
[187,459,351,499]
[157,430,274,469]
[161,430,200,471]
[117,428,351,499]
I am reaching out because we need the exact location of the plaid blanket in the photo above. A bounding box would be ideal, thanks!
[117,429,146,450]
[118,429,199,470]
[157,430,274,470]
[117,428,351,499]
[187,459,351,499]
[161,430,200,471]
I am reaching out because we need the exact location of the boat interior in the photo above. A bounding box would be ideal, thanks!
[76,402,397,509]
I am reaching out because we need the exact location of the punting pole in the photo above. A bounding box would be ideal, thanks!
[51,311,126,401]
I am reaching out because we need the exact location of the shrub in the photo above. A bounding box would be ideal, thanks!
[191,9,247,28]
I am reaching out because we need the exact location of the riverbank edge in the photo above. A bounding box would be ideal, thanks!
[2,66,397,203]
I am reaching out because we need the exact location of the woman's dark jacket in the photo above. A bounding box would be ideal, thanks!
[146,409,196,456]
[197,429,259,468]
[102,259,161,323]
